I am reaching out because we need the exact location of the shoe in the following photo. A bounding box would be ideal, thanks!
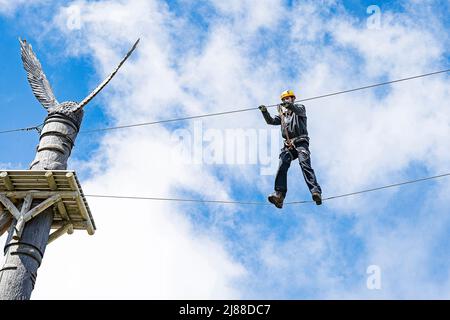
[268,191,285,209]
[312,192,322,205]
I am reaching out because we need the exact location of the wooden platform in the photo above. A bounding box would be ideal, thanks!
[0,170,95,243]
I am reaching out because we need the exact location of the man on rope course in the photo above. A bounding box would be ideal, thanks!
[259,90,322,209]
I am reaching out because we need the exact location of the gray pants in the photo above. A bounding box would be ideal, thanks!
[274,140,322,195]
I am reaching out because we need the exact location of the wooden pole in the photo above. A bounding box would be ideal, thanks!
[0,112,82,300]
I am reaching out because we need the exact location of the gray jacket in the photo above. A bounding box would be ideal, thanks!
[262,103,309,141]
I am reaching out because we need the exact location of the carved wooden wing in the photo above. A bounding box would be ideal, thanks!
[76,38,140,111]
[19,38,59,110]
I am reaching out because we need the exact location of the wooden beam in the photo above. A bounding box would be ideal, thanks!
[66,172,78,191]
[75,195,95,235]
[0,194,20,220]
[48,223,73,244]
[45,171,57,190]
[13,194,34,240]
[56,200,69,221]
[23,194,61,222]
[0,191,78,199]
[66,172,94,235]
[0,209,12,237]
[52,220,87,230]
[0,172,14,191]
[56,200,73,234]
[20,194,33,215]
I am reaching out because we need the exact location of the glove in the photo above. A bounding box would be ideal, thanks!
[258,105,267,112]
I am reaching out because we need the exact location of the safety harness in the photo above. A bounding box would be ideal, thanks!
[277,104,295,149]
[277,104,310,154]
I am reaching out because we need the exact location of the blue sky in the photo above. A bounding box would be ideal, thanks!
[1,0,450,299]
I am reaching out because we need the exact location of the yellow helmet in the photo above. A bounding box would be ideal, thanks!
[280,89,296,101]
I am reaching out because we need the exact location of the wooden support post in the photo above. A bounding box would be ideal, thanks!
[5,193,61,242]
[12,193,33,240]
[0,194,21,220]
[21,194,33,215]
[56,200,73,234]
[22,194,61,222]
[0,172,14,191]
[45,171,57,191]
[48,223,73,244]
[66,172,77,191]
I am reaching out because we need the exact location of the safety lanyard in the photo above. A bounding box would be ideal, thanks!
[277,105,294,149]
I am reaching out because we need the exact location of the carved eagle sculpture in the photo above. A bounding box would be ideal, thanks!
[0,39,141,238]
[20,38,139,119]
[19,38,139,170]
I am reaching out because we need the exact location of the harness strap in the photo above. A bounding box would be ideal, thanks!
[278,105,294,149]
[290,135,310,144]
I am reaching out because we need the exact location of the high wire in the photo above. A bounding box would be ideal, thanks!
[0,69,448,135]
[0,123,43,135]
[83,172,450,206]
[81,68,450,133]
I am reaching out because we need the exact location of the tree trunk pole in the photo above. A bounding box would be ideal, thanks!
[0,112,82,300]
[0,211,53,299]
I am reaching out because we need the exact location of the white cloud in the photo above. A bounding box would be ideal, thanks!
[252,216,345,298]
[0,0,46,15]
[210,0,283,32]
[0,162,23,169]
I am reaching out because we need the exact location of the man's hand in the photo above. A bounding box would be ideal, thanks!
[259,105,267,112]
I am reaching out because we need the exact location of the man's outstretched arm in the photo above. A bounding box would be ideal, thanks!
[259,105,281,125]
